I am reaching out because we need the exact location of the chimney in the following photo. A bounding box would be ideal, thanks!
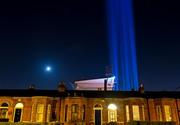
[139,83,145,93]
[57,81,66,92]
[104,79,107,91]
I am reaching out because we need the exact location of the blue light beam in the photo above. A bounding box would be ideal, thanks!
[106,0,139,91]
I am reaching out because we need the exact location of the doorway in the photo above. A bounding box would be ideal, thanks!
[95,110,101,125]
[14,109,22,122]
[13,103,23,122]
[94,104,102,125]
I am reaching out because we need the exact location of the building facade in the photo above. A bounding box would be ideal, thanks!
[0,88,179,125]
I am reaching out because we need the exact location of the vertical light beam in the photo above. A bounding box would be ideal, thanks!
[106,0,139,90]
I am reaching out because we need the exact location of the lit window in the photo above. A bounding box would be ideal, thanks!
[15,103,23,108]
[156,105,162,121]
[46,104,51,122]
[164,105,172,121]
[71,104,78,121]
[0,103,8,119]
[132,105,140,121]
[36,104,44,122]
[108,104,117,122]
[126,105,130,122]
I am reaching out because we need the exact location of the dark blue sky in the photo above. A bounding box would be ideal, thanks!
[0,0,180,90]
[135,0,180,91]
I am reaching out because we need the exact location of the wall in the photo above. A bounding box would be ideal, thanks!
[0,95,180,125]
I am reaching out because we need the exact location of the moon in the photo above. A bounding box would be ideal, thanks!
[46,66,51,72]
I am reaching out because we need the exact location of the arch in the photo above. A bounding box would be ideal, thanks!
[1,103,8,107]
[94,104,102,108]
[15,103,23,108]
[108,104,117,110]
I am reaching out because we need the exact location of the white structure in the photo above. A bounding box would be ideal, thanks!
[75,76,115,90]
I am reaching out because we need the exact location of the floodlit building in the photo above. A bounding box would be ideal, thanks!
[75,76,115,90]
[0,84,179,125]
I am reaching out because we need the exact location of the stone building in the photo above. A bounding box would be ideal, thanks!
[0,86,179,125]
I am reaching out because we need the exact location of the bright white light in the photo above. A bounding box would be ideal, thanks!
[15,103,24,108]
[46,66,51,72]
[108,104,117,110]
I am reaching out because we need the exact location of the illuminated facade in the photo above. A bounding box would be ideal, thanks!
[0,86,179,125]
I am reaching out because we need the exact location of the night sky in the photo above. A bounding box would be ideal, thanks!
[0,0,180,90]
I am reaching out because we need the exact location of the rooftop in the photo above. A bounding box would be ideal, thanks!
[0,89,179,99]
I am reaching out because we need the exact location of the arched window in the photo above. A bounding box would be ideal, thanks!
[0,103,9,119]
[108,104,117,122]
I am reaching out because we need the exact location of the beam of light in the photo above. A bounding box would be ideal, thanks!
[106,0,139,91]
